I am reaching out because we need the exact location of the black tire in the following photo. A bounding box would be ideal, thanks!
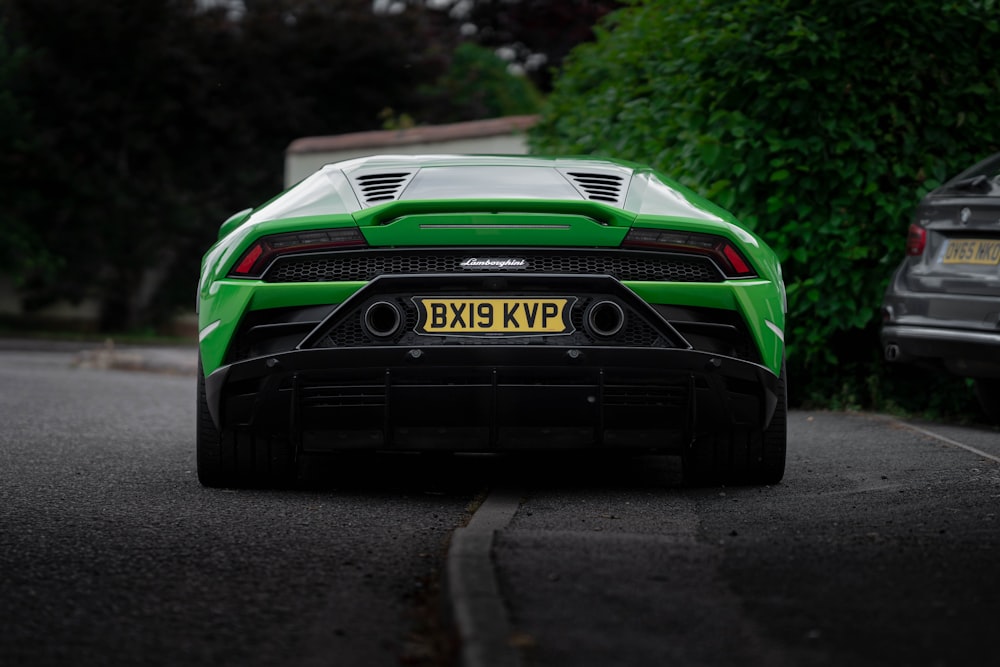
[195,358,228,487]
[683,362,787,486]
[974,379,1000,424]
[196,356,296,488]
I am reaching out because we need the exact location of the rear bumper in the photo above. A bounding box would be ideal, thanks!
[205,345,779,454]
[881,324,1000,378]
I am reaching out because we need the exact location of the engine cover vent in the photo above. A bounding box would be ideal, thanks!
[352,172,415,206]
[565,171,627,206]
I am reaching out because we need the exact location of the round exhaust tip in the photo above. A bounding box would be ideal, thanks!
[586,300,625,338]
[363,301,402,339]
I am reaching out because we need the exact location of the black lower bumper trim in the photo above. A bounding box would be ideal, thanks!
[206,346,778,454]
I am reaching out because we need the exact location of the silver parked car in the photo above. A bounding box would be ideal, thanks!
[881,152,1000,422]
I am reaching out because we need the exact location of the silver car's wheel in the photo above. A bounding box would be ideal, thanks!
[974,379,1000,423]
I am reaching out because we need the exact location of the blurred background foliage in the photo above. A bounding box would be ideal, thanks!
[531,0,1000,417]
[420,41,543,123]
[2,0,999,419]
[0,0,614,331]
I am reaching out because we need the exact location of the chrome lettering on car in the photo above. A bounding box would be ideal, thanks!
[459,257,529,270]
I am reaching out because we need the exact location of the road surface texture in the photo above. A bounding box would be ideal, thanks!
[0,343,476,667]
[491,412,1000,667]
[1,340,998,666]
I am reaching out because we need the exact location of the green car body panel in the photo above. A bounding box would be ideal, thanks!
[196,155,787,487]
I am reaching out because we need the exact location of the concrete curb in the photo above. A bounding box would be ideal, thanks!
[447,489,524,667]
[71,342,197,376]
[0,338,198,376]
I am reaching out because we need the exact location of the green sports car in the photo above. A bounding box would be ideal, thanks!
[196,155,787,487]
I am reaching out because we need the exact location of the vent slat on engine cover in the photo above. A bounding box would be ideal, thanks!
[565,171,626,205]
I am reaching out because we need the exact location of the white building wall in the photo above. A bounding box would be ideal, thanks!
[284,115,538,187]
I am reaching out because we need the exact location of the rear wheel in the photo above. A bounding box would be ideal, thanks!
[974,379,1000,424]
[196,357,296,488]
[683,362,787,486]
[195,359,227,487]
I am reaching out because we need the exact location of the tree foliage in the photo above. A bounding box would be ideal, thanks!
[0,18,55,288]
[0,0,602,332]
[532,0,1000,412]
[0,0,453,330]
[423,42,542,123]
[461,0,622,90]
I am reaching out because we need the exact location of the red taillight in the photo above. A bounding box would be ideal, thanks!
[723,244,751,274]
[906,223,926,256]
[622,228,757,278]
[230,227,367,278]
[234,244,263,275]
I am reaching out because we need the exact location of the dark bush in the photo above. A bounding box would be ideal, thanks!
[531,0,1000,414]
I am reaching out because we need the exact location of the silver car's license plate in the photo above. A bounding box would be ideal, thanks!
[942,239,1000,265]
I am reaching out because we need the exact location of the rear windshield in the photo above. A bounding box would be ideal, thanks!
[401,166,583,201]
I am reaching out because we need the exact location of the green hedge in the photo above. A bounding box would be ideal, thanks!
[531,0,1000,415]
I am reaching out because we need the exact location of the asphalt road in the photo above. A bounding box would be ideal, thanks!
[491,412,1000,667]
[2,342,999,666]
[0,344,477,667]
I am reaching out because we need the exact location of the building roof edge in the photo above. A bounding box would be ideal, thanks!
[286,115,540,155]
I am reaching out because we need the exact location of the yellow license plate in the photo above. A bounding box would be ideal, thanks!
[414,297,575,335]
[943,239,1000,265]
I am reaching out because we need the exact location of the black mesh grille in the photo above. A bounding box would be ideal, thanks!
[264,249,723,283]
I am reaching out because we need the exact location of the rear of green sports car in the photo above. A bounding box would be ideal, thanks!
[196,155,786,487]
